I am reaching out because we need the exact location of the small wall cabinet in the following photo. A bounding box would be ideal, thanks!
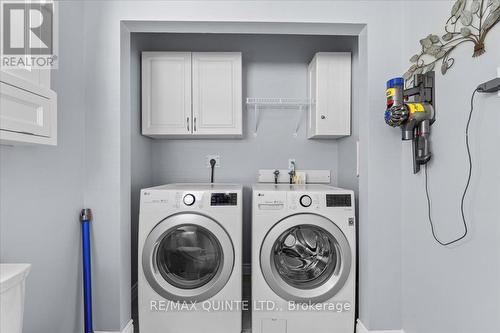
[0,69,57,146]
[142,52,242,138]
[307,52,351,139]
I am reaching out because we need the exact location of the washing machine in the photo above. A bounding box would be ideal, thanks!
[252,184,356,333]
[138,184,242,333]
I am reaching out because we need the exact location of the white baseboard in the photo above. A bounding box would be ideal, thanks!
[356,319,405,333]
[95,320,133,333]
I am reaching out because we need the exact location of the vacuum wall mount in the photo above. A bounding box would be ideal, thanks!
[385,72,436,174]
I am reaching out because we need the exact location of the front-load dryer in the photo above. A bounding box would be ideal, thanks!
[138,184,242,333]
[252,184,356,333]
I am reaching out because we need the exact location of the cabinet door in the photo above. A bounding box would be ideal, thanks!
[308,52,351,139]
[142,52,192,137]
[1,68,51,88]
[192,52,242,136]
[0,82,53,138]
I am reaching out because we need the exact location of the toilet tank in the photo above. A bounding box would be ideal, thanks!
[0,264,31,333]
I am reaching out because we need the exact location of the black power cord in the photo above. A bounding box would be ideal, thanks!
[210,159,216,183]
[424,88,478,246]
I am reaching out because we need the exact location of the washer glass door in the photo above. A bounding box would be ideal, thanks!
[260,214,351,303]
[143,213,234,302]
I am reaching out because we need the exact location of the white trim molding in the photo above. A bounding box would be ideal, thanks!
[357,319,405,333]
[95,320,133,333]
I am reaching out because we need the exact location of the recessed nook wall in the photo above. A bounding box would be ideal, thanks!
[130,32,360,288]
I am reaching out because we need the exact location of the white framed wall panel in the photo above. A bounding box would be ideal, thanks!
[192,52,242,136]
[141,52,192,137]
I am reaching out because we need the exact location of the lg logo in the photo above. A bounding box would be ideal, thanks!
[2,2,53,55]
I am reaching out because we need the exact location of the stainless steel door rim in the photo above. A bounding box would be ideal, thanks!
[142,212,234,302]
[260,213,352,303]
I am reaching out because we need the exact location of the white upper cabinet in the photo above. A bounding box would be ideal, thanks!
[141,51,242,138]
[0,70,57,146]
[192,52,242,136]
[307,52,351,139]
[142,52,192,136]
[2,67,50,89]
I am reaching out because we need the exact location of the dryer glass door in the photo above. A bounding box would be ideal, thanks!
[156,225,221,289]
[142,213,234,302]
[260,213,352,303]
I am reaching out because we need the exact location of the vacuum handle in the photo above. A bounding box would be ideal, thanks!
[80,209,94,333]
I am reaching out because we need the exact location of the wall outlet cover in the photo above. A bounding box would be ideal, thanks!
[205,155,221,168]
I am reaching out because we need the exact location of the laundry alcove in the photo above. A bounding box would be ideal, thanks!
[125,23,363,332]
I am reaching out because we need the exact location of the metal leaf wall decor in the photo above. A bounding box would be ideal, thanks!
[405,0,500,84]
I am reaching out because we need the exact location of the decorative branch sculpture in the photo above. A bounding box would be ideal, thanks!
[404,0,500,85]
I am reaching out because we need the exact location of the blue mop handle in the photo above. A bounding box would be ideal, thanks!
[80,209,94,333]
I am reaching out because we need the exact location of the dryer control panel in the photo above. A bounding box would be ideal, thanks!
[142,190,240,209]
[326,194,352,207]
[210,193,238,206]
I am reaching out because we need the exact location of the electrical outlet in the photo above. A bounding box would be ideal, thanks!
[206,155,221,168]
[288,159,296,172]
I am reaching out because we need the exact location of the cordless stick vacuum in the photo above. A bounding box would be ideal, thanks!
[385,72,436,173]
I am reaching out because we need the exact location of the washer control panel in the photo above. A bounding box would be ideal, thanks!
[287,192,353,210]
[288,193,320,210]
[253,190,353,212]
[255,192,286,210]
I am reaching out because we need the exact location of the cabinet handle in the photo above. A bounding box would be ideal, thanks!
[187,117,190,132]
[194,117,197,132]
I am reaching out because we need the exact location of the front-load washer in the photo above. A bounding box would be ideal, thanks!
[138,184,242,333]
[252,184,356,333]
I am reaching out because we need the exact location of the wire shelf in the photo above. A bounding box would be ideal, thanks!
[246,98,309,136]
[246,97,310,109]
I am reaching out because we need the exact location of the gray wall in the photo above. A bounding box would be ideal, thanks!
[85,2,405,330]
[130,33,358,282]
[3,1,494,333]
[130,34,154,291]
[400,3,500,333]
[0,2,85,333]
[337,32,360,199]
